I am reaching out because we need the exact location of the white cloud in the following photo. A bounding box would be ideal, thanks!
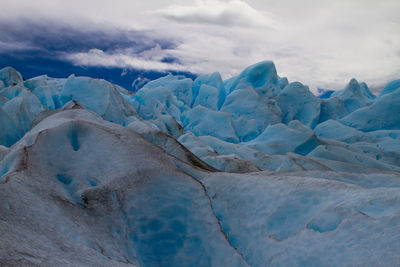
[65,48,202,73]
[153,0,276,28]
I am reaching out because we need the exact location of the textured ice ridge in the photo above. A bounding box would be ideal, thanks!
[1,62,399,173]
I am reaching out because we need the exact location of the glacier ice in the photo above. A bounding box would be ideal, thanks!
[340,87,400,131]
[134,86,183,121]
[60,75,137,125]
[317,79,375,123]
[318,96,348,123]
[314,119,374,143]
[308,144,400,172]
[193,83,225,110]
[178,132,219,159]
[0,108,21,147]
[221,87,281,141]
[191,72,225,109]
[277,82,321,128]
[0,63,400,266]
[226,61,279,97]
[203,170,400,266]
[32,85,56,110]
[1,108,399,266]
[1,62,399,171]
[379,79,400,96]
[143,74,193,107]
[1,61,399,171]
[246,121,319,155]
[183,105,239,143]
[0,67,23,87]
[0,109,246,266]
[331,78,375,114]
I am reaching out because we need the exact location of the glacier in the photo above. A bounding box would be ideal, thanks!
[0,62,400,266]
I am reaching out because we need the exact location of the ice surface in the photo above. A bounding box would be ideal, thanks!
[1,62,399,170]
[24,75,66,108]
[32,85,56,110]
[340,87,400,131]
[201,154,261,173]
[178,132,218,158]
[0,84,26,99]
[0,85,44,146]
[192,72,225,109]
[314,119,374,143]
[134,86,183,121]
[246,121,318,155]
[226,61,279,97]
[60,75,137,125]
[0,67,23,87]
[182,106,239,143]
[318,96,348,123]
[277,82,320,128]
[127,117,213,171]
[379,79,400,96]
[144,74,193,107]
[0,95,7,106]
[331,79,374,114]
[318,79,375,123]
[0,108,21,147]
[308,145,400,171]
[203,171,400,266]
[193,84,225,110]
[1,61,400,266]
[221,87,281,141]
[0,109,246,266]
[179,134,262,172]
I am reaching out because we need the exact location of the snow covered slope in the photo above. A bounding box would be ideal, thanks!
[0,63,400,266]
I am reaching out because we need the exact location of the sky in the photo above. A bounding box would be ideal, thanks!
[1,0,399,92]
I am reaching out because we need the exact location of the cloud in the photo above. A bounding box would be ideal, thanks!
[0,19,187,72]
[0,19,177,54]
[1,0,400,92]
[64,48,200,73]
[153,0,276,28]
[0,40,36,53]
